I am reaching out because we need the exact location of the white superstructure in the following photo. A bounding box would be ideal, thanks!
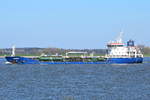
[106,32,143,58]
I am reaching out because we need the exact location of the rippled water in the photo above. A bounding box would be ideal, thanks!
[0,58,150,100]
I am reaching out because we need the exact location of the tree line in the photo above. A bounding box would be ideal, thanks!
[0,48,106,56]
[0,45,149,56]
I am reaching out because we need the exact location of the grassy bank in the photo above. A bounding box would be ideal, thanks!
[144,54,150,57]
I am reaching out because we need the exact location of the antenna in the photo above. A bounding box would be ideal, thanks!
[116,30,123,43]
[11,45,16,56]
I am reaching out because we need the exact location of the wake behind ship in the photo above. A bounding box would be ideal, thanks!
[5,33,143,64]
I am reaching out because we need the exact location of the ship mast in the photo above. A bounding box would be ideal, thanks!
[116,31,123,43]
[11,45,16,56]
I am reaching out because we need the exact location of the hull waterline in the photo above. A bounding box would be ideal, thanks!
[5,56,143,64]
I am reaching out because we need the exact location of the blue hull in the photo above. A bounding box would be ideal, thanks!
[5,56,143,64]
[107,58,143,64]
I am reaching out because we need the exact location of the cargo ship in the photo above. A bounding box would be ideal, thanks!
[5,33,143,64]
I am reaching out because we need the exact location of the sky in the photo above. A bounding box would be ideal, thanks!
[0,0,150,49]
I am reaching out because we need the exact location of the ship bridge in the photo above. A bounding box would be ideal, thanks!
[107,31,124,47]
[107,42,124,47]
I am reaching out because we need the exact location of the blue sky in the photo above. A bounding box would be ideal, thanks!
[0,0,150,49]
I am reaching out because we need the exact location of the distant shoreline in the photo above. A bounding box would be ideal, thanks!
[0,56,39,58]
[1,55,150,58]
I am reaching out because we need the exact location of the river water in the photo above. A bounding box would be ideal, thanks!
[0,58,150,100]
